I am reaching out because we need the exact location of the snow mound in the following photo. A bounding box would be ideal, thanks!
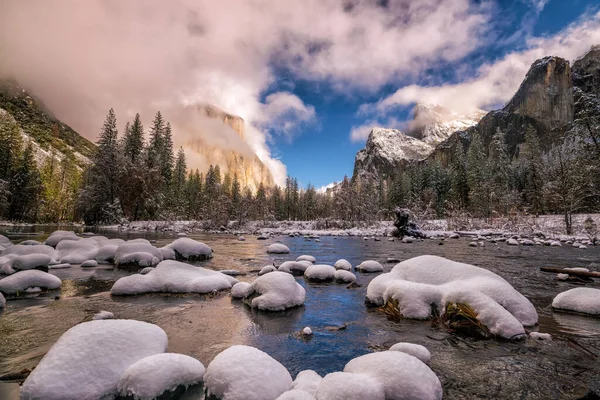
[402,236,415,243]
[0,270,61,294]
[291,370,322,397]
[20,320,168,400]
[48,263,71,270]
[44,230,79,247]
[117,353,205,400]
[0,234,11,247]
[93,311,114,320]
[159,246,177,260]
[231,282,251,298]
[276,389,316,400]
[204,345,292,400]
[334,270,356,283]
[550,241,562,247]
[304,265,336,281]
[507,238,519,246]
[530,332,552,340]
[356,260,383,273]
[12,254,52,270]
[279,261,310,275]
[268,243,290,254]
[19,240,42,245]
[259,265,277,275]
[552,287,600,315]
[316,372,385,400]
[389,343,431,364]
[334,259,352,271]
[114,242,163,268]
[366,255,537,338]
[302,327,313,335]
[81,260,98,268]
[297,255,316,263]
[111,260,237,295]
[140,267,154,275]
[167,237,212,261]
[1,244,58,261]
[57,238,99,264]
[96,243,120,262]
[245,271,305,311]
[344,350,442,400]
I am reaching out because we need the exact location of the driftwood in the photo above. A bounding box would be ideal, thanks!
[540,267,600,278]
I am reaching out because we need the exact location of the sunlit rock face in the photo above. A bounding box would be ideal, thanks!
[178,104,274,190]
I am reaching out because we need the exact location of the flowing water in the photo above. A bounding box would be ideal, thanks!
[1,227,599,399]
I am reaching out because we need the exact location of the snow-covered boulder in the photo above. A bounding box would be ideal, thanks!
[316,372,385,400]
[96,244,120,263]
[276,389,316,400]
[238,236,246,241]
[521,239,535,246]
[401,236,415,243]
[57,238,99,264]
[81,260,98,268]
[114,242,163,268]
[304,265,336,282]
[111,260,237,296]
[159,246,176,260]
[259,265,277,275]
[0,234,12,247]
[20,320,168,400]
[344,351,442,400]
[366,255,538,339]
[389,343,431,364]
[231,282,251,298]
[44,230,79,247]
[19,240,42,245]
[167,237,213,261]
[302,327,313,335]
[334,270,356,283]
[140,267,154,275]
[297,255,316,263]
[530,332,552,341]
[1,244,58,262]
[507,238,519,246]
[356,260,383,273]
[0,270,61,294]
[204,345,292,400]
[278,261,310,275]
[468,241,478,247]
[552,287,600,316]
[291,370,322,397]
[550,240,562,247]
[244,271,305,311]
[12,254,52,271]
[334,259,352,271]
[93,310,114,320]
[268,243,290,254]
[117,353,205,400]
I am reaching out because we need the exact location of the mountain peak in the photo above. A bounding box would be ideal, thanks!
[408,103,486,144]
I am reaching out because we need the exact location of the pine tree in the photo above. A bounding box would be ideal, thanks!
[231,173,241,223]
[171,147,187,216]
[147,111,164,169]
[160,122,174,188]
[9,144,42,221]
[467,131,491,218]
[124,113,145,163]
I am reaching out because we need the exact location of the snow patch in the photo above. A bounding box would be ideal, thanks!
[245,271,305,311]
[552,287,600,315]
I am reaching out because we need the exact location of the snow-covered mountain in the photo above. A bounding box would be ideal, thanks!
[407,103,487,144]
[352,104,485,181]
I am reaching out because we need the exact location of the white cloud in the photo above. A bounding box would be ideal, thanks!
[366,11,600,115]
[257,92,317,139]
[317,182,336,194]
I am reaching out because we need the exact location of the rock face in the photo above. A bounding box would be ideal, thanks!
[183,104,274,190]
[0,80,95,168]
[572,45,600,95]
[352,104,484,181]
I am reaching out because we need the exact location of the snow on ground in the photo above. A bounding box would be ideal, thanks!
[204,345,293,400]
[344,350,442,400]
[388,343,431,364]
[20,320,168,400]
[111,260,237,295]
[0,270,61,294]
[304,265,336,282]
[166,237,213,261]
[245,271,306,311]
[366,255,538,339]
[552,287,600,315]
[268,243,291,254]
[117,353,205,400]
[316,372,385,400]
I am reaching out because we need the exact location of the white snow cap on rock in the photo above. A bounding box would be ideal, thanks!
[552,287,600,315]
[296,255,316,263]
[334,259,352,271]
[366,255,538,339]
[304,264,336,281]
[245,271,306,311]
[0,292,5,307]
[117,353,205,400]
[93,311,114,320]
[268,243,291,254]
[20,320,168,400]
[259,265,277,275]
[356,260,383,273]
[167,237,212,260]
[44,230,79,247]
[302,327,313,335]
[316,372,385,400]
[114,242,163,268]
[12,254,52,270]
[204,345,292,400]
[344,350,442,400]
[81,260,98,268]
[529,332,552,340]
[278,261,310,274]
[402,236,415,243]
[57,238,100,264]
[231,282,251,298]
[276,389,316,400]
[291,370,322,397]
[111,260,237,295]
[0,270,61,294]
[389,343,431,364]
[1,244,58,262]
[507,238,519,246]
[334,269,356,283]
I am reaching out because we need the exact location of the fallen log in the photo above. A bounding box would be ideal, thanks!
[540,267,600,278]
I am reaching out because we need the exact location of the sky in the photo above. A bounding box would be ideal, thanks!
[1,0,600,189]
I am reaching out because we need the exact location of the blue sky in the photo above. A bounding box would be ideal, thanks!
[262,0,600,190]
